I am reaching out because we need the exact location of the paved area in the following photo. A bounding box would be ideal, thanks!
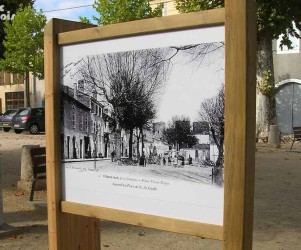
[0,131,301,249]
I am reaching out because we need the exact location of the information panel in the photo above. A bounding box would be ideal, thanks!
[60,26,225,225]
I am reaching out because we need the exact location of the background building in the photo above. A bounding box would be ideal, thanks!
[150,0,178,16]
[0,71,45,113]
[273,35,301,134]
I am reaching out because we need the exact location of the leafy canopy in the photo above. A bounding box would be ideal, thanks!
[0,5,46,79]
[0,0,34,59]
[175,0,301,48]
[91,0,163,25]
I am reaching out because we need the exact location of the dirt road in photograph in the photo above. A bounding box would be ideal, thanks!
[0,132,300,249]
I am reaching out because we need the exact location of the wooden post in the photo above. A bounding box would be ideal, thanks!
[44,19,100,250]
[224,0,257,249]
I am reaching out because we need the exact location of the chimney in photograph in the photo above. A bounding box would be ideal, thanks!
[74,82,77,99]
[78,79,85,92]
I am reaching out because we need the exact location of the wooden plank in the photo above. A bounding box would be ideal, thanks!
[61,201,223,240]
[224,0,256,250]
[44,18,100,250]
[58,8,225,45]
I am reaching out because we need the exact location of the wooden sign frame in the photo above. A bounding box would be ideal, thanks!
[44,0,256,249]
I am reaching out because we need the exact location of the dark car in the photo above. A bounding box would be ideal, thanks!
[11,107,45,134]
[0,109,19,132]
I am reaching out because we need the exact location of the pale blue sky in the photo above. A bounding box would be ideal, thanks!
[35,0,98,24]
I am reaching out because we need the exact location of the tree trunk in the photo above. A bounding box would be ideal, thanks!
[114,127,122,162]
[256,35,277,136]
[213,167,223,187]
[25,71,30,107]
[129,128,133,159]
[93,139,97,169]
[215,145,224,168]
[210,127,224,168]
[136,129,140,157]
[140,127,145,156]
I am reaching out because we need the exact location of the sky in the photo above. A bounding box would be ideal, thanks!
[34,0,98,24]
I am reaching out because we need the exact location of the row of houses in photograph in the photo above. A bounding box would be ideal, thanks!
[61,80,219,163]
[61,81,115,160]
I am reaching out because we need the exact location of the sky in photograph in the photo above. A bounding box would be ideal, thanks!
[34,0,98,23]
[60,22,225,127]
[155,48,224,124]
[61,45,224,126]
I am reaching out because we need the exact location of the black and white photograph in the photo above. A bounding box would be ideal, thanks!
[60,27,225,225]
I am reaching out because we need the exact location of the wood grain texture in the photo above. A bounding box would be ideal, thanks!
[223,0,256,249]
[61,201,223,240]
[44,19,100,250]
[58,8,225,45]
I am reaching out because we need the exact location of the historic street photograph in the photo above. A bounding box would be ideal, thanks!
[60,29,225,224]
[61,42,224,183]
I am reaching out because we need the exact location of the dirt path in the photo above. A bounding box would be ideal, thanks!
[0,132,300,249]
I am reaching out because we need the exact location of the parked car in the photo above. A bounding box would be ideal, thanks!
[11,107,45,134]
[0,109,19,132]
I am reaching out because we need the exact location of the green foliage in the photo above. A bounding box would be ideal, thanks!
[257,70,276,96]
[92,0,163,25]
[175,0,222,13]
[0,0,34,59]
[79,16,93,25]
[175,0,301,48]
[0,5,46,79]
[256,1,301,49]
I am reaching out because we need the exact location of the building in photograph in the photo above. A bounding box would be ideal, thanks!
[61,81,115,160]
[61,85,91,159]
[179,121,219,163]
[102,107,116,158]
[130,122,169,158]
[144,127,169,158]
[153,121,165,140]
[89,87,105,158]
[0,71,45,113]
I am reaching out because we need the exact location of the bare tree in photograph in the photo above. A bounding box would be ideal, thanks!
[199,85,224,186]
[169,42,224,67]
[78,48,171,161]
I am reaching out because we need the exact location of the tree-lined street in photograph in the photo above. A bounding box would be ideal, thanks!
[61,40,225,187]
[78,49,171,161]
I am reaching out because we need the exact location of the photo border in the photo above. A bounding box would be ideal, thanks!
[45,3,256,249]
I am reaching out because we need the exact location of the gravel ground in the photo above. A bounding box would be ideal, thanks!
[0,131,301,249]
